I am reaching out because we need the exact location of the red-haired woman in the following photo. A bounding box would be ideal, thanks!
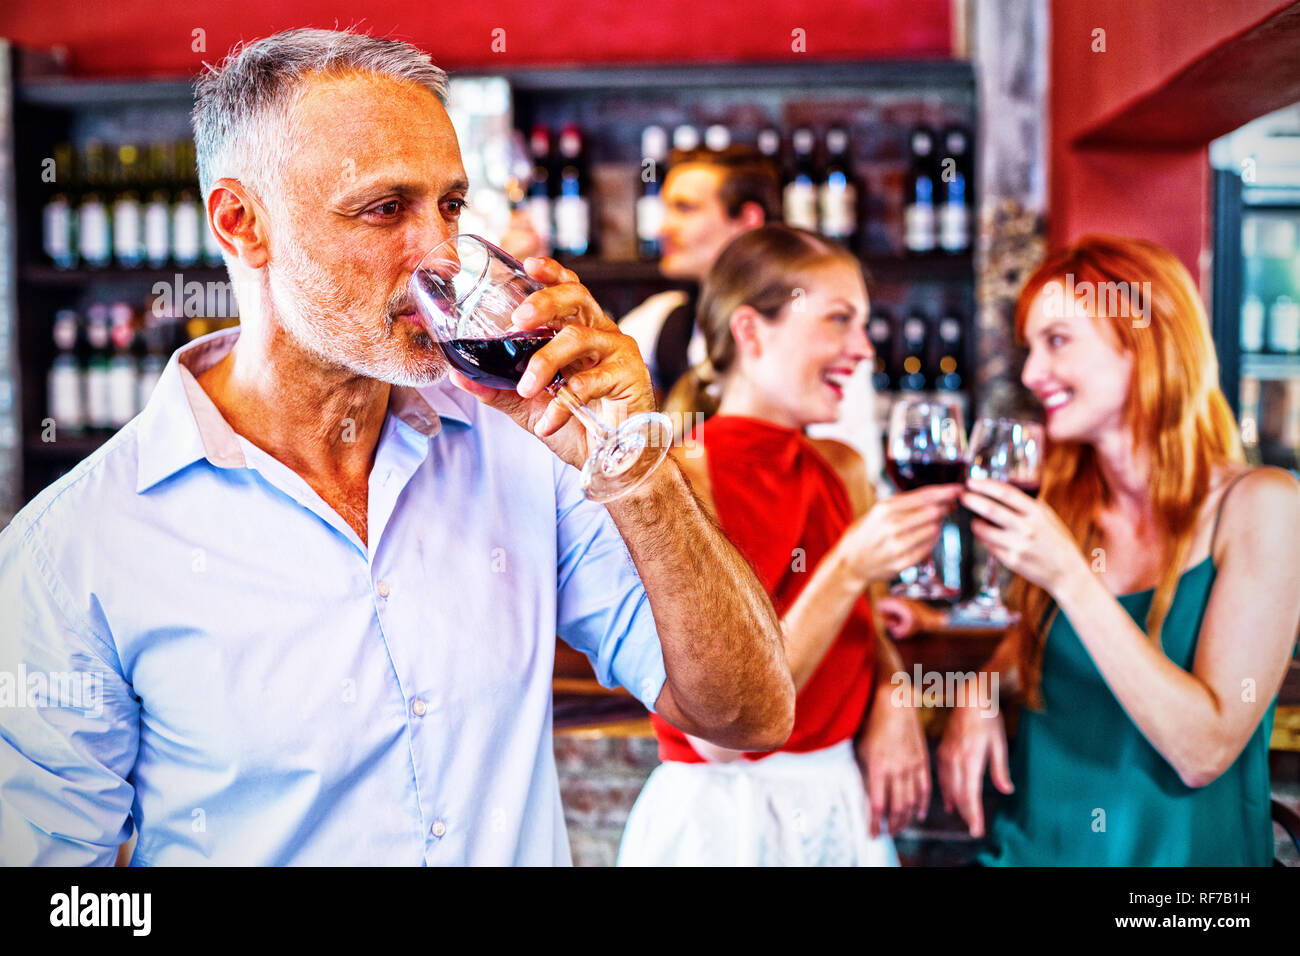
[935,235,1300,865]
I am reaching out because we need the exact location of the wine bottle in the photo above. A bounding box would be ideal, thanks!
[756,127,781,166]
[42,143,77,269]
[636,125,667,260]
[47,309,85,434]
[904,126,938,255]
[1268,296,1300,355]
[83,303,113,431]
[934,311,964,392]
[112,144,146,268]
[553,122,591,258]
[143,142,173,269]
[77,142,113,269]
[867,308,895,393]
[171,141,204,268]
[107,302,139,427]
[817,126,857,243]
[136,317,167,413]
[782,127,818,232]
[938,126,972,254]
[525,124,554,257]
[899,311,930,391]
[1240,294,1266,353]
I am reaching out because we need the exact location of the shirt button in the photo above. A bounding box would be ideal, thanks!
[376,581,390,598]
[412,699,427,717]
[431,820,447,838]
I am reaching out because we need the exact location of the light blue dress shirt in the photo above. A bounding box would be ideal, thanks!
[0,326,667,866]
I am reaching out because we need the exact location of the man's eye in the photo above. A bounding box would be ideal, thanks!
[367,200,402,219]
[444,197,469,216]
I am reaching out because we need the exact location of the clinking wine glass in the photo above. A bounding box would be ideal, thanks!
[409,234,673,502]
[950,417,1045,627]
[885,396,967,600]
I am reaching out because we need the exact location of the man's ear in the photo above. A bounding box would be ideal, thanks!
[736,201,766,230]
[208,177,269,269]
[729,304,765,362]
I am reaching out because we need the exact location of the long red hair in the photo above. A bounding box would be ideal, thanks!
[1006,235,1244,709]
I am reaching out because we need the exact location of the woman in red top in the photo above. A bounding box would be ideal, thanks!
[617,225,960,865]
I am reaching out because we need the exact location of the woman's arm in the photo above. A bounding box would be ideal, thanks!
[965,469,1300,788]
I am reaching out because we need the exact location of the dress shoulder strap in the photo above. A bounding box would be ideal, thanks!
[1209,468,1257,555]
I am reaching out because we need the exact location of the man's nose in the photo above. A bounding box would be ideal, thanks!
[411,219,458,271]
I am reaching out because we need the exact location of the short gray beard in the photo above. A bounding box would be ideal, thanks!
[266,237,448,388]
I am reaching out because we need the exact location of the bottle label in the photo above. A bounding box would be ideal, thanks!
[145,203,171,265]
[78,202,111,266]
[818,183,857,239]
[173,203,202,265]
[108,360,139,426]
[905,204,936,252]
[113,198,144,265]
[939,203,969,252]
[1269,298,1300,354]
[526,197,552,252]
[43,200,73,265]
[85,367,113,428]
[783,182,818,231]
[554,196,589,255]
[137,359,165,412]
[636,195,664,242]
[1240,298,1265,352]
[48,363,85,431]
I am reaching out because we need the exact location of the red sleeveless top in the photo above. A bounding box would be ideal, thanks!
[651,415,879,762]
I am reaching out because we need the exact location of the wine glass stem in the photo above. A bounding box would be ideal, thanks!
[546,379,614,442]
[981,553,1003,604]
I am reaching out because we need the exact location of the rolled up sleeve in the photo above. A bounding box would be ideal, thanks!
[0,520,139,866]
[552,459,667,713]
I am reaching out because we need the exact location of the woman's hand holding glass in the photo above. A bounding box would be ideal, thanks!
[833,484,962,588]
[961,477,1091,595]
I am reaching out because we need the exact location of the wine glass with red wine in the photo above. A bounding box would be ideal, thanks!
[950,417,1045,626]
[885,396,967,599]
[410,234,673,501]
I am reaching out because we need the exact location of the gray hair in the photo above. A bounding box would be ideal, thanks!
[191,28,449,201]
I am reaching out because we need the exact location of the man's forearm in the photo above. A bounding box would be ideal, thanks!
[604,457,794,748]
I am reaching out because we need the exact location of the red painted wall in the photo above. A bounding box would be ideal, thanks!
[1049,0,1295,282]
[0,0,951,76]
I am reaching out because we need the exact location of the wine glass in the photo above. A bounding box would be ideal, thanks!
[885,396,967,599]
[950,417,1044,626]
[410,234,673,502]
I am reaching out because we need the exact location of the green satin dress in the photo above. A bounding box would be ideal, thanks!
[979,554,1278,867]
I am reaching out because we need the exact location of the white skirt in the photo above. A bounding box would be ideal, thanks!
[616,739,900,867]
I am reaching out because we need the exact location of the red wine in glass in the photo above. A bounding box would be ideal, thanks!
[1012,480,1041,499]
[442,329,557,390]
[886,457,965,492]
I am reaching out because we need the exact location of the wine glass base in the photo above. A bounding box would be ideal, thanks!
[948,599,1021,628]
[889,580,960,601]
[580,412,674,502]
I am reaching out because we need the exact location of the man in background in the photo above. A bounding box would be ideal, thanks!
[620,145,780,399]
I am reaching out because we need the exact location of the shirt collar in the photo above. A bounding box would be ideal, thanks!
[135,325,478,494]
